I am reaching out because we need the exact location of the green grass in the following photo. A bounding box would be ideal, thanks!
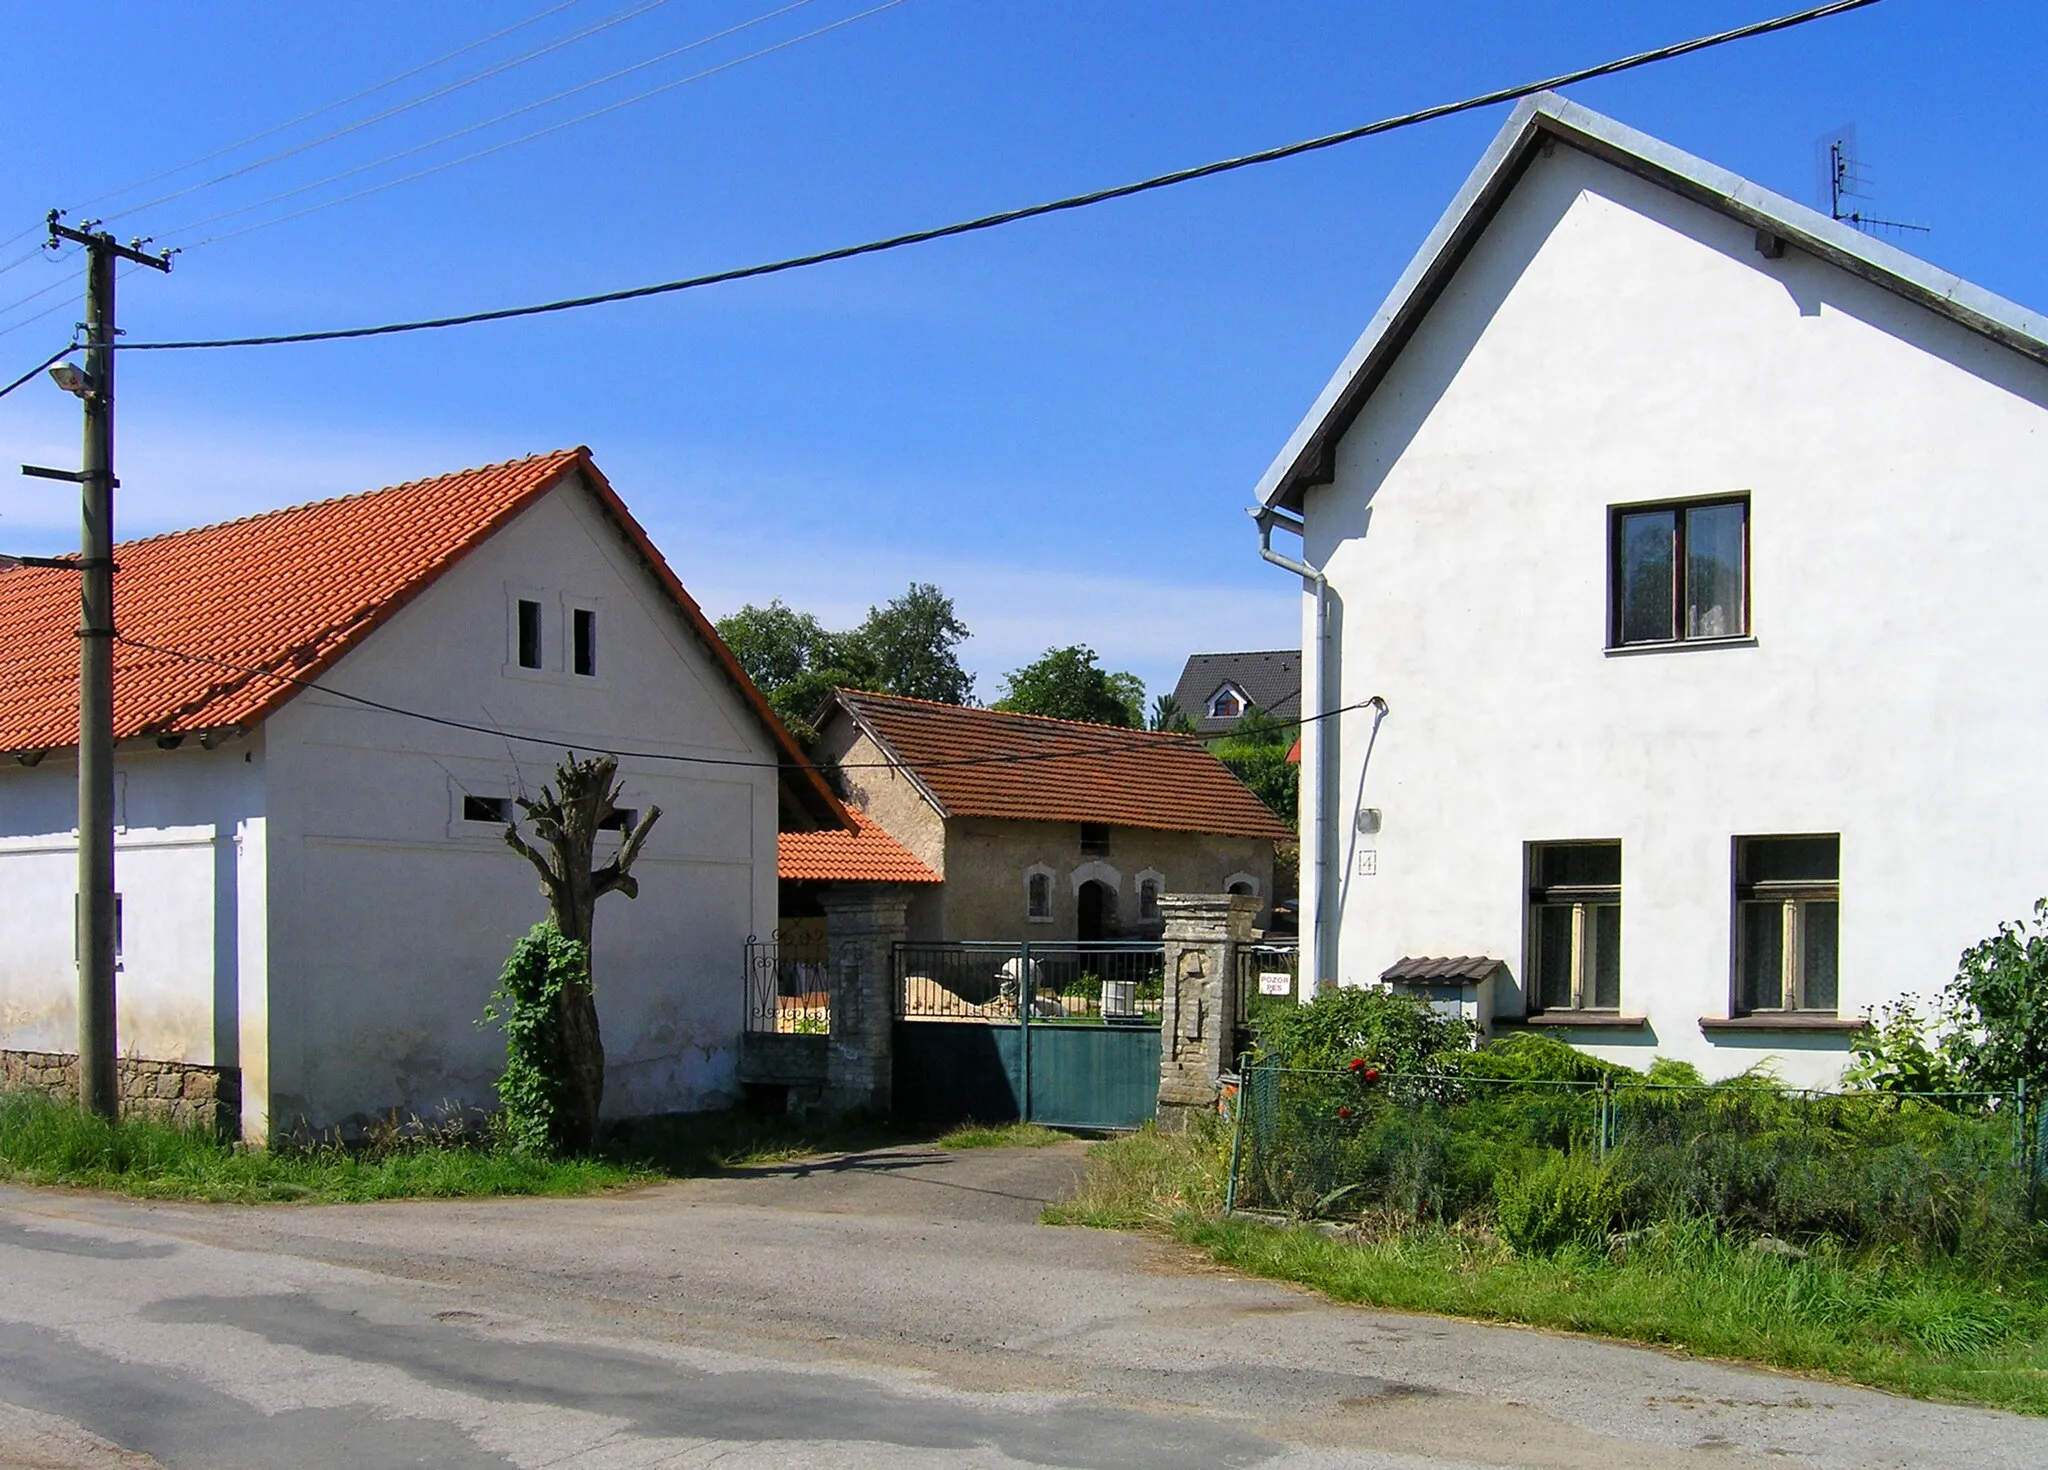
[1049,1123,2048,1416]
[0,1089,911,1205]
[935,1121,1068,1150]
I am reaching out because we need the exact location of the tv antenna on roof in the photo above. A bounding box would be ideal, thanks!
[1814,124,1929,238]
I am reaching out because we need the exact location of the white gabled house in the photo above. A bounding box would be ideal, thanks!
[1254,95,2048,1084]
[0,449,846,1139]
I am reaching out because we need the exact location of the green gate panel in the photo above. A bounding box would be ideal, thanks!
[893,1020,1023,1122]
[1026,1024,1161,1130]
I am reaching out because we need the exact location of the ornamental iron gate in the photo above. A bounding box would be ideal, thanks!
[893,940,1163,1129]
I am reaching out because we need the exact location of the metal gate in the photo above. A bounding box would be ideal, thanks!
[893,941,1162,1129]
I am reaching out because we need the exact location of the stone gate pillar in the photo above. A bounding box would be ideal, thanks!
[819,884,911,1114]
[1156,892,1258,1130]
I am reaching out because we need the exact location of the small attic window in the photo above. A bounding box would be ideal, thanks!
[1080,822,1111,856]
[1207,684,1247,720]
[516,599,544,669]
[572,607,597,676]
[463,795,512,823]
[598,808,639,833]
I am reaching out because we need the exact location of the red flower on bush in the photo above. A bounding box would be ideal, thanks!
[1348,1057,1367,1072]
[1336,1106,1354,1120]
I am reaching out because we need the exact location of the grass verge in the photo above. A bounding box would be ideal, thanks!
[1048,1122,2048,1417]
[0,1090,911,1205]
[935,1122,1068,1150]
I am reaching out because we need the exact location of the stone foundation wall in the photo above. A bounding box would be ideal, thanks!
[1,1050,241,1138]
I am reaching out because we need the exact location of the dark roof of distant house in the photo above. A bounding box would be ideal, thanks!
[1170,650,1301,735]
[0,447,845,828]
[824,689,1293,841]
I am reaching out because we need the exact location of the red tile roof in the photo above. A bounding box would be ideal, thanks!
[0,448,845,826]
[779,808,939,884]
[830,689,1293,841]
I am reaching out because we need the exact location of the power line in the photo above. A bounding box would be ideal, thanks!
[82,0,618,224]
[116,0,1885,355]
[0,343,77,401]
[110,632,1371,774]
[159,0,834,248]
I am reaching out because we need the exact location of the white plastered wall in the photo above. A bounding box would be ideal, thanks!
[1303,143,2048,1084]
[0,739,265,1073]
[256,471,780,1133]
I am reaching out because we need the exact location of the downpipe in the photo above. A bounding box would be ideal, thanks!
[1252,506,1333,992]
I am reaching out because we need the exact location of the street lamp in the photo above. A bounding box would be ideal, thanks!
[47,363,93,399]
[0,553,77,573]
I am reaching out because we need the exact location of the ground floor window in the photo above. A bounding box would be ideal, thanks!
[1735,834,1839,1013]
[1527,841,1621,1012]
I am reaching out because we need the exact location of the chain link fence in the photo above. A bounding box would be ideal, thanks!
[1228,1062,2048,1257]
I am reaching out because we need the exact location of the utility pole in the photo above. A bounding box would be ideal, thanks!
[39,212,171,1120]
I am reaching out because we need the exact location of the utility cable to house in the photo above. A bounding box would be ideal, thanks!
[157,0,870,251]
[0,0,1884,396]
[106,631,1373,775]
[106,0,1882,353]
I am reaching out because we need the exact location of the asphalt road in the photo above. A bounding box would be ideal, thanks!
[0,1140,2040,1468]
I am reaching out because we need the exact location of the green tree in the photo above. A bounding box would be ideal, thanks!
[1212,704,1298,824]
[1148,694,1195,733]
[856,582,975,704]
[715,585,973,743]
[994,645,1144,727]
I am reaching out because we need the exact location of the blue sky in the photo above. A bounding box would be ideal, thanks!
[1,1,2041,704]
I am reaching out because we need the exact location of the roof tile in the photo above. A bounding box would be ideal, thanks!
[779,808,939,883]
[837,690,1292,841]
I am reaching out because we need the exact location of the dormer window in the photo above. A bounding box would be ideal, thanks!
[1207,684,1248,720]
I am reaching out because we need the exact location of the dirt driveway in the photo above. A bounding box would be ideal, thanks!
[0,1140,2040,1468]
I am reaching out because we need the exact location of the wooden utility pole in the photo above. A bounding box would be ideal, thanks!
[40,212,171,1120]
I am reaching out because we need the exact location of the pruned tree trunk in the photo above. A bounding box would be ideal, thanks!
[504,752,662,1153]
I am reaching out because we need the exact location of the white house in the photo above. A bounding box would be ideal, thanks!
[0,448,846,1139]
[1253,95,2048,1084]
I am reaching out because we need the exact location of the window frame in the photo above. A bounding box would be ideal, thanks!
[1525,840,1623,1015]
[1207,683,1247,720]
[1732,834,1841,1016]
[1606,493,1752,650]
[1025,864,1055,923]
[571,605,598,677]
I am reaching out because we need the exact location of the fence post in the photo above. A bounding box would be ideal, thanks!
[818,884,912,1114]
[1018,939,1033,1125]
[1224,1060,1251,1214]
[1597,1073,1611,1161]
[1156,892,1257,1130]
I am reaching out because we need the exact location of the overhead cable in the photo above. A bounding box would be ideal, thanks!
[160,0,833,247]
[110,632,1371,774]
[116,0,1885,354]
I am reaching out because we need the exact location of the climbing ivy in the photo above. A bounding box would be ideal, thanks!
[482,922,591,1155]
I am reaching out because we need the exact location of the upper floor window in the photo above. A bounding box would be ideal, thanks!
[1207,684,1247,720]
[572,607,598,677]
[462,795,512,824]
[1080,822,1111,856]
[516,598,544,669]
[1138,877,1161,920]
[1026,869,1053,921]
[1610,496,1748,647]
[1735,835,1839,1014]
[597,807,638,833]
[1528,841,1621,1012]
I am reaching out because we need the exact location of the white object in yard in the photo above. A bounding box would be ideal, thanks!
[1100,978,1139,1016]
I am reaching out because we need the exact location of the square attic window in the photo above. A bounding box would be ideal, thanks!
[1080,822,1111,856]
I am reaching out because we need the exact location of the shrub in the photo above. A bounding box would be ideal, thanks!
[1252,985,1474,1072]
[1494,1151,1631,1256]
[1946,897,2048,1094]
[1846,1000,1962,1095]
[482,922,590,1156]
